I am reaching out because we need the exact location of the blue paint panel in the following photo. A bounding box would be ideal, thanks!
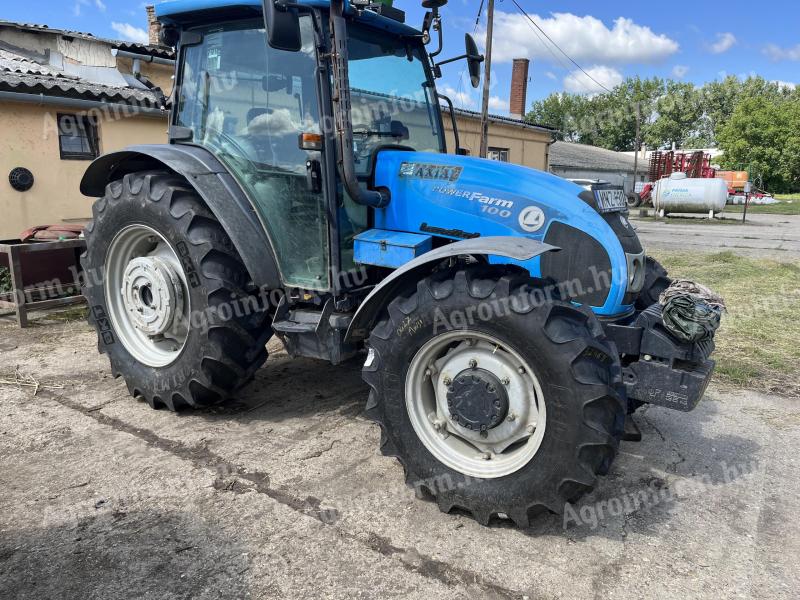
[373,151,633,317]
[354,229,433,269]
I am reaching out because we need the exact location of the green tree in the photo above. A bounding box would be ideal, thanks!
[526,93,586,142]
[645,81,705,149]
[717,94,800,192]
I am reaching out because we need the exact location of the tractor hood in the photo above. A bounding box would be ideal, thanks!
[372,150,641,316]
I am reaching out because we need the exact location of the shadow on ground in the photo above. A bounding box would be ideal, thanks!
[0,509,255,600]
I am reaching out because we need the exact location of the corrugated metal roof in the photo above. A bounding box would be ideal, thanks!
[0,25,167,108]
[0,48,68,78]
[0,20,175,60]
[443,105,555,134]
[0,69,163,106]
[549,141,647,173]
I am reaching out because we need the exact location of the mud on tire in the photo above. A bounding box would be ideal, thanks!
[81,170,273,410]
[362,263,626,527]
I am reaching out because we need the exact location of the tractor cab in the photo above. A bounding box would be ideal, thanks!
[157,0,466,292]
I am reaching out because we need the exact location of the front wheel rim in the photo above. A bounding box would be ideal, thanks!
[104,224,191,368]
[405,330,547,479]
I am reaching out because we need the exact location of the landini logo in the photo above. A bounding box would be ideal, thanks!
[518,205,546,232]
[399,162,463,182]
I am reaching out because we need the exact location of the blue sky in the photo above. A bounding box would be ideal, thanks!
[5,1,799,113]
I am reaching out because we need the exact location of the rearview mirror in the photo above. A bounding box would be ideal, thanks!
[263,0,302,52]
[465,34,482,88]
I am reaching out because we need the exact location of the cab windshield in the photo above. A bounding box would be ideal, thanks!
[346,25,444,175]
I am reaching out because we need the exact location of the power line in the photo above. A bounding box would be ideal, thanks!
[509,0,614,94]
[454,0,486,108]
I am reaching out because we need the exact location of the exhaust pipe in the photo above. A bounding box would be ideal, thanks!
[329,0,389,208]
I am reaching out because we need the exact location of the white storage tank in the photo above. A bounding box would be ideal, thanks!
[652,173,728,217]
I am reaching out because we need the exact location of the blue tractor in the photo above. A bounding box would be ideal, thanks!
[80,0,716,526]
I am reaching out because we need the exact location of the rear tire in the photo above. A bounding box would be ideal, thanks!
[363,264,625,527]
[81,171,273,410]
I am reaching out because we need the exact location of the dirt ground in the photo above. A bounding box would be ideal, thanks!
[1,317,798,599]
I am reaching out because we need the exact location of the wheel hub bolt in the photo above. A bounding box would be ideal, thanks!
[481,452,491,460]
[527,424,535,434]
[518,366,526,374]
[443,376,452,386]
[469,359,477,369]
[507,413,516,422]
[501,377,510,386]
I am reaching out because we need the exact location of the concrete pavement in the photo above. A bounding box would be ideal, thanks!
[1,320,798,599]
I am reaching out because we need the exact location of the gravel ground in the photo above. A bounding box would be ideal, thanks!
[629,213,800,258]
[1,318,798,599]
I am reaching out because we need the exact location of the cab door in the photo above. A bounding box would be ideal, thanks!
[174,16,329,290]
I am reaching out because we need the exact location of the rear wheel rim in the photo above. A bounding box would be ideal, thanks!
[105,224,191,368]
[405,330,547,479]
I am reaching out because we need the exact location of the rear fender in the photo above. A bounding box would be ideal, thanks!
[345,236,558,342]
[80,144,281,289]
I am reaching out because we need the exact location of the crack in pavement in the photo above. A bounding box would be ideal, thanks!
[44,391,527,599]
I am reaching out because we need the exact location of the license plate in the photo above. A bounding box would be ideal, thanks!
[593,188,627,212]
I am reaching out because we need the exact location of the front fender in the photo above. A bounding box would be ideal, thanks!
[345,236,558,342]
[80,144,281,290]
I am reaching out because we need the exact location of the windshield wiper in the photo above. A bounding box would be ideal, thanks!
[353,129,402,138]
[353,121,410,140]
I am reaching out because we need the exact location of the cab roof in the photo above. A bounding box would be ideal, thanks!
[155,0,423,37]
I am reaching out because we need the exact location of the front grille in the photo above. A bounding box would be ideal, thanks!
[541,222,612,307]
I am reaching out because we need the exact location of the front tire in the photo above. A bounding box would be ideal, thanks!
[363,264,625,527]
[635,256,672,310]
[82,171,273,410]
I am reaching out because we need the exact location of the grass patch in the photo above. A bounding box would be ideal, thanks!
[725,200,800,215]
[40,304,89,323]
[775,193,800,201]
[652,250,800,396]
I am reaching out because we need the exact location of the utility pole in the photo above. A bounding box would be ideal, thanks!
[479,0,494,158]
[633,100,641,185]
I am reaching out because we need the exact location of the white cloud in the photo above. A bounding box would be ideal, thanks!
[111,22,149,44]
[488,96,510,112]
[671,64,689,79]
[545,71,557,80]
[74,0,105,16]
[764,43,800,62]
[439,84,476,108]
[709,32,736,54]
[563,65,623,94]
[485,12,678,65]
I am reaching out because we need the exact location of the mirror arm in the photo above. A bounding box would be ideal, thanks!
[434,53,468,67]
[434,52,484,71]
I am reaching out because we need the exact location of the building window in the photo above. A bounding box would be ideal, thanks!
[488,147,510,162]
[57,114,99,160]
